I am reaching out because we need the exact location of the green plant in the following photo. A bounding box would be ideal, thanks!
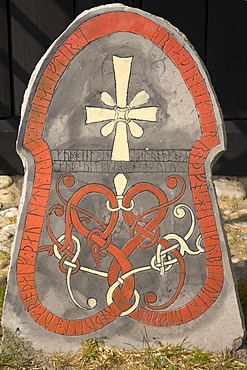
[53,351,77,369]
[1,335,247,369]
[0,328,52,369]
[184,347,211,369]
[80,338,104,364]
[159,343,184,357]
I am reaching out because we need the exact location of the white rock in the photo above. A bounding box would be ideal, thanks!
[0,215,10,228]
[231,257,240,264]
[213,178,246,200]
[2,224,16,236]
[0,189,15,204]
[0,175,13,189]
[222,209,233,216]
[230,210,247,219]
[0,259,9,269]
[0,231,11,242]
[0,266,9,280]
[0,243,12,252]
[0,207,19,218]
[232,219,247,228]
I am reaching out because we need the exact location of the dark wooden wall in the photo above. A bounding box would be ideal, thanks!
[0,0,247,175]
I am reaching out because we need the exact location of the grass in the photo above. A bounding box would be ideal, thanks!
[0,281,246,370]
[0,328,52,369]
[0,278,7,336]
[0,264,247,369]
[51,342,247,369]
[1,337,247,370]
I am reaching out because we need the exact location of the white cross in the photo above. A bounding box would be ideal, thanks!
[85,55,158,161]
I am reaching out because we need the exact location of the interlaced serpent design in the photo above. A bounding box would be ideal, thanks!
[40,173,204,321]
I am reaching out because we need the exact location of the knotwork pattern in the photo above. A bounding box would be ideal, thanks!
[40,173,204,323]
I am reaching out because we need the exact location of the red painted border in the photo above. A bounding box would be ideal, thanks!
[17,11,223,334]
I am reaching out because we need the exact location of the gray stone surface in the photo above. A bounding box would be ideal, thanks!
[2,4,245,353]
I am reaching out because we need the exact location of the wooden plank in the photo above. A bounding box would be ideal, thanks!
[9,0,74,117]
[213,121,247,175]
[207,0,247,119]
[213,153,247,176]
[141,0,207,61]
[0,119,23,174]
[0,0,12,117]
[75,0,142,15]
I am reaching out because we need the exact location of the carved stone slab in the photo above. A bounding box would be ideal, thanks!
[3,4,244,352]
